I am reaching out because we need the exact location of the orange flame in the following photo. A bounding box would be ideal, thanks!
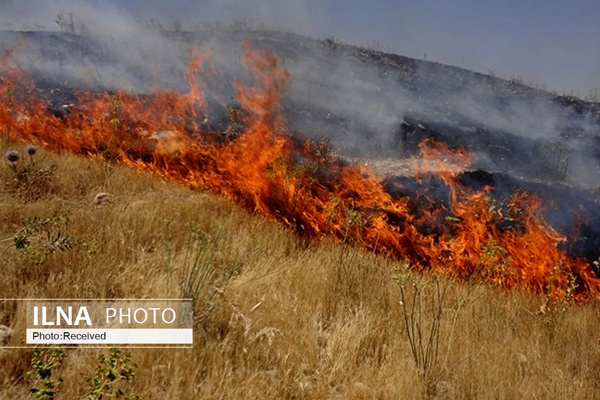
[1,45,598,301]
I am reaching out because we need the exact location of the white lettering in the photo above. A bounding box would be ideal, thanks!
[56,307,72,325]
[106,308,116,324]
[162,308,176,324]
[74,306,92,326]
[42,307,54,326]
[120,308,131,324]
[134,308,147,324]
[149,308,160,323]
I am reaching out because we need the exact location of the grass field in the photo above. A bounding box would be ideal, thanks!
[1,139,600,399]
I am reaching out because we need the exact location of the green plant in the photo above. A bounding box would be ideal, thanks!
[81,348,141,400]
[26,347,65,399]
[311,136,335,161]
[478,238,514,284]
[13,211,76,267]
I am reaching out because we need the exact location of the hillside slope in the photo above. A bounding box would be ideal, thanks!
[1,141,600,399]
[2,28,599,264]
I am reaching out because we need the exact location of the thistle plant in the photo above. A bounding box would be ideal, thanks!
[4,144,55,200]
[5,149,19,166]
[26,144,38,160]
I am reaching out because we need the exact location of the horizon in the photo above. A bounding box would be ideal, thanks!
[0,0,599,99]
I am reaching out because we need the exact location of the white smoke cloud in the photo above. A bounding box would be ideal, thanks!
[0,0,598,190]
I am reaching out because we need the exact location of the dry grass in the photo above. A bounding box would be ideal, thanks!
[1,139,600,399]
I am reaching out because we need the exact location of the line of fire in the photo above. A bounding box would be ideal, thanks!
[1,41,599,302]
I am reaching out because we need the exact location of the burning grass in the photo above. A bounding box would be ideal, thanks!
[1,44,598,301]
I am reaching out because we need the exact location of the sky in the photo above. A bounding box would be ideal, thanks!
[1,0,599,97]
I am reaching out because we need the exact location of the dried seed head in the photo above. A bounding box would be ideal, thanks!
[25,145,37,156]
[5,150,19,163]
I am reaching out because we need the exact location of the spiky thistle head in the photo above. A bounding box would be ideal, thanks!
[5,150,19,163]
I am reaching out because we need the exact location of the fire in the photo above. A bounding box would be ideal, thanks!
[1,44,598,301]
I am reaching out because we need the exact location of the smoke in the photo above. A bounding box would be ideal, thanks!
[2,0,600,93]
[0,0,598,264]
[1,0,599,250]
[1,1,599,184]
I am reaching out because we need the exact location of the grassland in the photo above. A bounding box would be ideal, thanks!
[1,139,600,399]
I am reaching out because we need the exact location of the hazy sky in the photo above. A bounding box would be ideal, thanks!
[2,0,599,97]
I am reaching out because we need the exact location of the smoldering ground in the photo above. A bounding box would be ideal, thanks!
[0,2,599,261]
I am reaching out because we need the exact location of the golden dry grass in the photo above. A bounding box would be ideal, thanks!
[1,139,600,399]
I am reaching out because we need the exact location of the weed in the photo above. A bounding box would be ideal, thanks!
[479,238,514,284]
[13,211,76,267]
[539,263,578,342]
[180,230,218,312]
[4,145,56,201]
[180,228,240,324]
[26,347,65,400]
[25,347,141,400]
[392,270,465,399]
[323,206,365,321]
[81,348,141,400]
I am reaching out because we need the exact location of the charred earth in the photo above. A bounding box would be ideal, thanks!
[1,27,599,292]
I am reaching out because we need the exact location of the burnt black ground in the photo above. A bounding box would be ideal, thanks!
[1,28,599,263]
